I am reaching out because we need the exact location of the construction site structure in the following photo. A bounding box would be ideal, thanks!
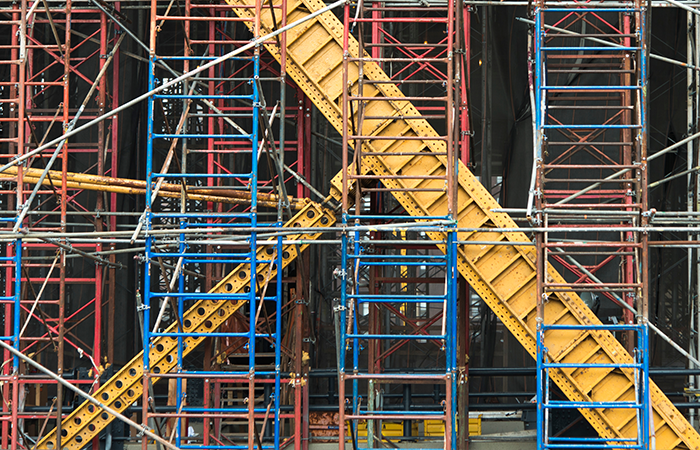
[1,1,700,450]
[532,3,651,449]
[0,2,120,449]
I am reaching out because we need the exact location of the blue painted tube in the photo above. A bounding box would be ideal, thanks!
[540,85,641,91]
[346,333,446,340]
[352,227,360,423]
[350,296,447,303]
[449,228,458,447]
[542,124,641,129]
[154,56,255,61]
[153,133,253,139]
[274,224,283,450]
[355,447,452,450]
[358,261,446,267]
[545,401,641,409]
[151,332,275,338]
[143,53,156,373]
[182,222,256,228]
[344,214,451,220]
[179,446,277,450]
[541,324,644,331]
[339,211,349,440]
[541,362,642,369]
[153,94,255,100]
[151,173,253,179]
[244,50,259,441]
[356,410,445,416]
[348,254,446,259]
[167,370,279,376]
[150,212,254,218]
[543,445,641,450]
[543,7,640,12]
[149,252,253,258]
[181,259,270,265]
[541,46,640,51]
[146,293,249,300]
[548,437,638,442]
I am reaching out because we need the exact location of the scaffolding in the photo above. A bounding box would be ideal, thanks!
[141,0,296,448]
[0,1,120,449]
[4,1,700,450]
[531,1,651,447]
[337,1,462,447]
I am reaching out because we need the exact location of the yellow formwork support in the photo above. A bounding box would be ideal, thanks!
[0,166,309,210]
[350,422,410,440]
[423,418,481,437]
[352,419,479,439]
[225,0,700,448]
[35,202,336,450]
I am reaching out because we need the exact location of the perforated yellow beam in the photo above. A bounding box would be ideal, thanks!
[36,201,335,450]
[226,0,700,448]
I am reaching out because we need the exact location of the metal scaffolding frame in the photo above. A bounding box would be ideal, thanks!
[3,1,700,450]
[337,1,464,447]
[531,1,651,447]
[0,2,120,449]
[139,0,308,448]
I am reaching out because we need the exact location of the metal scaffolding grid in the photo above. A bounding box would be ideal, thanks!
[0,2,120,449]
[337,1,464,447]
[531,2,651,448]
[1,1,700,450]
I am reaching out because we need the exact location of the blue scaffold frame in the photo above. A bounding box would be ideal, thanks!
[533,2,650,449]
[1,217,22,370]
[143,39,284,450]
[339,210,459,448]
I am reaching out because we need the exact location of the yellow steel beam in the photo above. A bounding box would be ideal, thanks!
[0,166,309,210]
[225,0,699,447]
[35,201,335,450]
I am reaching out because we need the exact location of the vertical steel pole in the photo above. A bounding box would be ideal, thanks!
[687,9,696,428]
[143,1,157,445]
[55,1,72,445]
[11,241,21,450]
[249,2,261,447]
